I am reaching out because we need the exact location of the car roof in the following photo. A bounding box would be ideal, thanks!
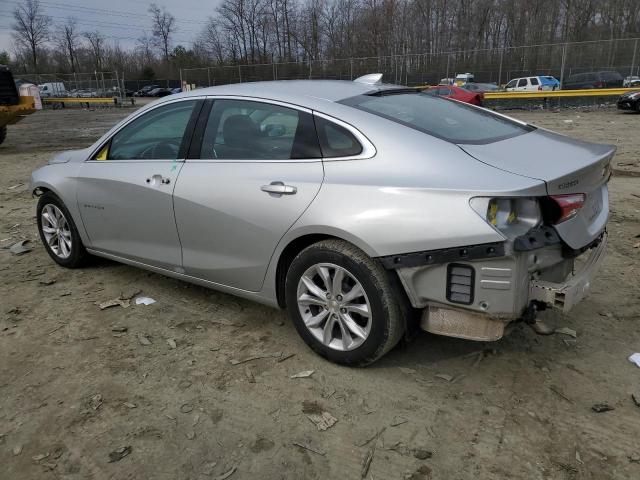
[175,80,405,108]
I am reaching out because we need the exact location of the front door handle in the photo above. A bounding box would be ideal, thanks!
[261,181,297,196]
[146,174,171,186]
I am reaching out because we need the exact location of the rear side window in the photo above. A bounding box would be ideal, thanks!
[530,77,539,85]
[341,92,533,145]
[200,99,320,160]
[314,117,363,158]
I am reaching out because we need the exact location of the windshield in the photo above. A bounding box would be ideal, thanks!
[341,92,533,144]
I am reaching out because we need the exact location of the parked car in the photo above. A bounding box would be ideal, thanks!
[438,77,455,86]
[562,71,623,89]
[147,87,172,97]
[623,75,640,87]
[424,85,484,105]
[504,76,560,91]
[134,85,160,97]
[616,90,640,112]
[39,82,67,97]
[170,87,182,94]
[463,82,500,93]
[454,72,474,85]
[30,75,612,366]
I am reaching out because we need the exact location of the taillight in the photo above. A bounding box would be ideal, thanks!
[538,85,542,90]
[548,194,585,224]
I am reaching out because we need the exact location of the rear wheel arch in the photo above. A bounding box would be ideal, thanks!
[275,233,337,308]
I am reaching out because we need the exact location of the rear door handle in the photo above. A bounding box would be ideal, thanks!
[261,181,297,195]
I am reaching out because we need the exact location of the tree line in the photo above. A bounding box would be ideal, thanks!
[7,0,640,82]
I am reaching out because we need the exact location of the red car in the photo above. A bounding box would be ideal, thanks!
[424,85,484,106]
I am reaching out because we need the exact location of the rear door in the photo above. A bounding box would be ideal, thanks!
[77,99,201,269]
[173,98,324,291]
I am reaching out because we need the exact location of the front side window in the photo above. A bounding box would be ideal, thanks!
[200,99,320,160]
[97,100,197,160]
[530,77,539,85]
[341,92,533,145]
[517,79,528,87]
[505,80,517,88]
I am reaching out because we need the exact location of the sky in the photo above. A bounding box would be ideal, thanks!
[0,0,221,56]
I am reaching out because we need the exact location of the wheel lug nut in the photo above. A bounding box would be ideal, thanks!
[326,293,331,299]
[340,308,347,313]
[337,295,343,301]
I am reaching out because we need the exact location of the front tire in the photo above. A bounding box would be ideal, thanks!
[37,191,89,268]
[285,239,405,366]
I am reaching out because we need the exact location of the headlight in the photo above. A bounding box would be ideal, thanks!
[470,197,541,239]
[630,92,640,99]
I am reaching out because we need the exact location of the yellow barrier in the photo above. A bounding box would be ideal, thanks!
[484,88,636,99]
[42,97,117,104]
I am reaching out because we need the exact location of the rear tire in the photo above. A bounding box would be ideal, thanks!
[0,126,6,146]
[285,239,405,366]
[37,191,90,268]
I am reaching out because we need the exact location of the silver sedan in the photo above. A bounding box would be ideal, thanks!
[30,75,612,365]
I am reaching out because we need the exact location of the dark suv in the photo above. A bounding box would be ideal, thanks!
[562,71,624,90]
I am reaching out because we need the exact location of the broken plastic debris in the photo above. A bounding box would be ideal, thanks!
[98,298,130,310]
[135,296,156,306]
[137,334,152,346]
[398,367,417,374]
[9,240,32,255]
[290,370,314,379]
[629,353,640,368]
[166,338,177,349]
[306,411,338,431]
[591,403,614,413]
[214,467,237,480]
[108,446,132,463]
[555,327,577,338]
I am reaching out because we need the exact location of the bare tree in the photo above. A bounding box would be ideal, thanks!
[12,0,51,71]
[148,3,176,62]
[84,31,105,71]
[136,32,156,66]
[55,18,79,73]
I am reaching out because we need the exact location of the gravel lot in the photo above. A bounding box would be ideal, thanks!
[1,105,639,480]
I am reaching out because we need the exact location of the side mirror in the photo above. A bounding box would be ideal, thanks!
[264,124,286,137]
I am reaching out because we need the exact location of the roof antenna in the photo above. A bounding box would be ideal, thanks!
[354,73,383,85]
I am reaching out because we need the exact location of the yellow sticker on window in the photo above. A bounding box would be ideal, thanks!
[95,144,109,160]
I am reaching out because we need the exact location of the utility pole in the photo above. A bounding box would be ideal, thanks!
[559,43,567,88]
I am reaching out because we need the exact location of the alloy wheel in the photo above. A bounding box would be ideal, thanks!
[296,262,372,351]
[41,204,72,259]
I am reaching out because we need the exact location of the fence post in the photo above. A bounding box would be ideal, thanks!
[207,67,211,86]
[498,48,504,85]
[445,54,450,80]
[238,64,242,83]
[631,38,638,76]
[350,58,353,80]
[559,42,567,87]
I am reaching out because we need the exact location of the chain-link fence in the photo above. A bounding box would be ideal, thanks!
[182,37,640,89]
[15,71,180,100]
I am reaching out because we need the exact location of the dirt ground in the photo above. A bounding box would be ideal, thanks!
[1,105,639,480]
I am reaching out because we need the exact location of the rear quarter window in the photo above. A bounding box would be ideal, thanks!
[341,92,533,145]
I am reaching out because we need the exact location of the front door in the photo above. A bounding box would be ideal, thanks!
[77,99,199,270]
[173,98,324,291]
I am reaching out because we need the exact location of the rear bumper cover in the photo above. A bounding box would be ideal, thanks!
[392,232,607,341]
[529,232,607,312]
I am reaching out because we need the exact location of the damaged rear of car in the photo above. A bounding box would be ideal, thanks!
[342,90,612,342]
